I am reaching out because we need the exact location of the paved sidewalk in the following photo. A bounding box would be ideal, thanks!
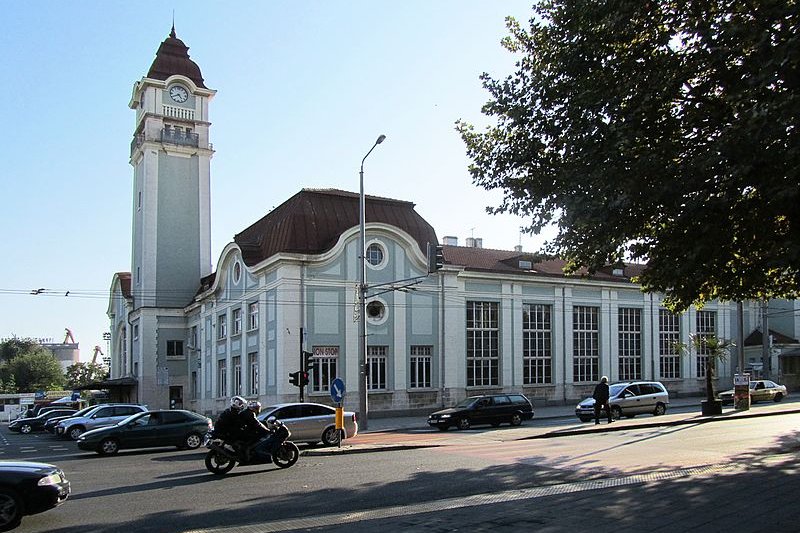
[308,397,800,455]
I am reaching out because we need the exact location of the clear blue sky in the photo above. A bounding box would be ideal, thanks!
[0,1,553,360]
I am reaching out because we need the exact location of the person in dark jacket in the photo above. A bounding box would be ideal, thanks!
[212,395,248,441]
[238,400,271,461]
[592,376,612,424]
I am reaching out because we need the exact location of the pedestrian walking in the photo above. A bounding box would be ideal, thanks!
[593,376,613,424]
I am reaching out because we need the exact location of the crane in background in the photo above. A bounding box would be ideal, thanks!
[63,328,76,344]
[91,346,104,366]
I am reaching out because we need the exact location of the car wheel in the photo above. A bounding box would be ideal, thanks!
[19,424,32,434]
[578,416,592,423]
[183,433,203,450]
[99,438,120,455]
[322,427,341,447]
[774,393,784,402]
[68,426,85,440]
[0,488,24,532]
[457,418,471,430]
[510,413,523,426]
[653,403,667,416]
[610,406,622,420]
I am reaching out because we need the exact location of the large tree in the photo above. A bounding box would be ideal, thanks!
[1,351,66,392]
[65,362,108,389]
[458,0,799,310]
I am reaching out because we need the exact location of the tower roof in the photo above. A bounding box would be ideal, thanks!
[146,26,206,88]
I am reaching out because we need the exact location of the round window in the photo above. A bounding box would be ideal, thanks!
[366,243,385,267]
[365,300,387,324]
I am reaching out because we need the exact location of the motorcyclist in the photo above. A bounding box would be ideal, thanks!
[212,396,248,443]
[238,400,271,461]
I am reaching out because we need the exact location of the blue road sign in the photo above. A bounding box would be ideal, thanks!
[330,377,345,403]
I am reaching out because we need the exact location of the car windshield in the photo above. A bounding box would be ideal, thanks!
[454,397,480,408]
[609,384,627,396]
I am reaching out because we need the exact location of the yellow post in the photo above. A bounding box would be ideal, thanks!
[335,405,344,449]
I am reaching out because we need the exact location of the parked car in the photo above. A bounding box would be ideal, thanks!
[76,410,212,455]
[55,404,147,440]
[43,406,98,434]
[0,461,70,531]
[256,402,358,446]
[718,380,788,405]
[427,393,534,430]
[575,381,669,422]
[7,409,78,434]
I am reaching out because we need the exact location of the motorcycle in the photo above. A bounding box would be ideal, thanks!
[204,422,300,475]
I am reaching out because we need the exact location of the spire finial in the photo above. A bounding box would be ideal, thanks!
[170,11,176,38]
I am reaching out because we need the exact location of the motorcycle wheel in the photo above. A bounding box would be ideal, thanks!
[205,450,236,475]
[273,442,299,469]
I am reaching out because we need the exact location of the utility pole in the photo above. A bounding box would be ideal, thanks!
[762,300,770,376]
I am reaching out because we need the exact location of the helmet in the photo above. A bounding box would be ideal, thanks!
[247,400,262,414]
[230,396,247,411]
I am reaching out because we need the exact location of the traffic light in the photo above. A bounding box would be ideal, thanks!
[427,242,445,273]
[300,371,310,387]
[288,371,300,387]
[303,351,316,373]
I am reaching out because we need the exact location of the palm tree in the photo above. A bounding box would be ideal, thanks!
[677,334,735,404]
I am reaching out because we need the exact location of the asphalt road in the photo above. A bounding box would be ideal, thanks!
[6,408,800,532]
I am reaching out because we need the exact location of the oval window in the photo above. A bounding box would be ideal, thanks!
[366,243,385,267]
[232,261,242,284]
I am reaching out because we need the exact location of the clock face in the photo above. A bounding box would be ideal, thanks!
[169,85,189,103]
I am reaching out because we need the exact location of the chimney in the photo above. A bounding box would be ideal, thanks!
[466,237,483,248]
[443,236,458,246]
[514,245,523,252]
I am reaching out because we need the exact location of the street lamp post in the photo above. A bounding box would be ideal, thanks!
[358,134,386,431]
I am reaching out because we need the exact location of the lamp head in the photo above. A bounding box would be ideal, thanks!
[376,134,386,145]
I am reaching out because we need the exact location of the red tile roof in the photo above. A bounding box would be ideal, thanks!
[442,245,645,282]
[234,189,439,267]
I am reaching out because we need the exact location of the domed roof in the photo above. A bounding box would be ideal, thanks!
[146,26,206,88]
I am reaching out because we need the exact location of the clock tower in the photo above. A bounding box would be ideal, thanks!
[126,27,215,407]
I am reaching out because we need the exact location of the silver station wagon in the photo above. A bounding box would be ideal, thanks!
[575,381,669,422]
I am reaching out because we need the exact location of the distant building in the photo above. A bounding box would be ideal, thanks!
[107,29,800,416]
[41,342,79,372]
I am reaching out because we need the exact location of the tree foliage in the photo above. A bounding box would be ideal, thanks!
[458,0,799,310]
[0,337,40,363]
[65,362,108,389]
[2,351,66,392]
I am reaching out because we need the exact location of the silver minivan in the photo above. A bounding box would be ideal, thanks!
[575,381,669,422]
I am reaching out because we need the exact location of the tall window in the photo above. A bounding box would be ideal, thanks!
[217,360,227,397]
[618,308,642,381]
[232,356,242,396]
[522,304,552,384]
[696,310,717,378]
[573,306,599,382]
[232,308,242,336]
[248,302,259,330]
[217,314,227,339]
[189,326,198,351]
[167,340,184,358]
[248,352,259,395]
[466,301,499,387]
[367,346,387,390]
[311,346,339,393]
[410,345,432,389]
[659,310,681,379]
